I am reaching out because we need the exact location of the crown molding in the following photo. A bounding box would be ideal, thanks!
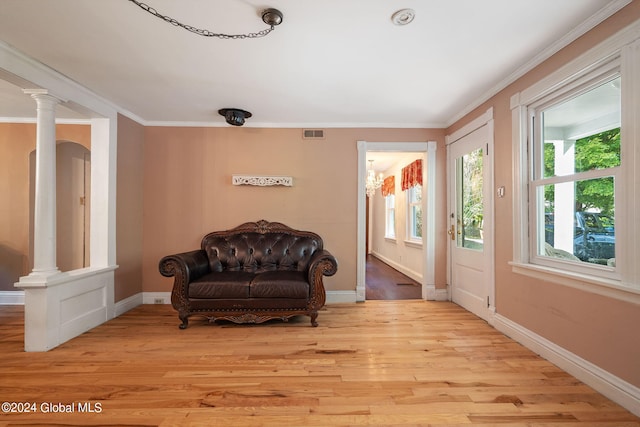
[445,0,632,128]
[137,120,447,129]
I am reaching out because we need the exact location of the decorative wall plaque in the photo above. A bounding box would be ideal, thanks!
[232,175,293,187]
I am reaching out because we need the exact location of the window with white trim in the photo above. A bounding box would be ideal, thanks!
[512,35,640,295]
[407,184,422,242]
[385,194,395,239]
[531,71,620,278]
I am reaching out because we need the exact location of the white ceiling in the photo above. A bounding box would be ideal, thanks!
[0,0,626,128]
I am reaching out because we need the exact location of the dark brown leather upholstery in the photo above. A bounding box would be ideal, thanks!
[159,220,337,329]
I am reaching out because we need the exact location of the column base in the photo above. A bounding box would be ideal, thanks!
[15,270,61,288]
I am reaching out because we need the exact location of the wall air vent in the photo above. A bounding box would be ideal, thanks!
[302,129,325,139]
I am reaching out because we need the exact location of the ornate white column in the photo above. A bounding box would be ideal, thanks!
[25,90,61,276]
[6,42,118,351]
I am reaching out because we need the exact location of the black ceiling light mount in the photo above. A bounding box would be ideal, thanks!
[128,0,283,39]
[218,108,252,126]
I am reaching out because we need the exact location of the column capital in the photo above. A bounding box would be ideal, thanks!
[22,89,65,105]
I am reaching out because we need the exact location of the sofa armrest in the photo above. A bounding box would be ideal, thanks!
[307,250,338,309]
[159,249,210,309]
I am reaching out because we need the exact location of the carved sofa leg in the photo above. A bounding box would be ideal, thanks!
[310,311,319,327]
[179,315,189,330]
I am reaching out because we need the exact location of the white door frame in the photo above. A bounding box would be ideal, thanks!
[445,107,496,320]
[356,141,437,302]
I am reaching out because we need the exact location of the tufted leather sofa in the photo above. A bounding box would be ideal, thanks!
[159,220,338,329]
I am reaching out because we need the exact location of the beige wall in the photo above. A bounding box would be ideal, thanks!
[446,2,640,387]
[142,127,446,295]
[115,114,145,302]
[0,123,90,292]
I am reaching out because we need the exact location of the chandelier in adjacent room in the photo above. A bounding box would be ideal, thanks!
[366,160,383,197]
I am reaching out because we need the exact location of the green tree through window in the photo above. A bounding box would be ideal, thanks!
[544,128,620,215]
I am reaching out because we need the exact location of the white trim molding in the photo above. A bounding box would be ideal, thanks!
[357,141,437,303]
[371,251,422,284]
[325,290,357,304]
[140,290,357,306]
[0,291,25,305]
[114,293,143,317]
[142,292,171,305]
[445,107,494,145]
[494,314,640,417]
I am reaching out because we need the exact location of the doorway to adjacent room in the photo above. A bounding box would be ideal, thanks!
[356,141,437,302]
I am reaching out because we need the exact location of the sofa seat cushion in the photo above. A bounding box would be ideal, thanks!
[189,271,254,299]
[250,271,309,299]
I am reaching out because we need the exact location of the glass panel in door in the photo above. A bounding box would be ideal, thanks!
[456,148,484,251]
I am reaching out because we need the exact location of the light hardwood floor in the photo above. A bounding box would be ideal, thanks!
[1,301,638,426]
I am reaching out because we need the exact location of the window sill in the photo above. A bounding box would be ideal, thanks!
[509,261,640,304]
[404,240,423,249]
[384,237,397,243]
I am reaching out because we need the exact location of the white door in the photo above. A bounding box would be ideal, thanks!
[448,124,492,320]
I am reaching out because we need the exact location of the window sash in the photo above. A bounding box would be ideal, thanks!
[526,71,621,279]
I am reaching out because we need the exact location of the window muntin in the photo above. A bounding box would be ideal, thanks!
[407,185,422,241]
[531,75,620,272]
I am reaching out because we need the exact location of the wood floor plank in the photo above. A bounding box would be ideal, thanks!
[0,301,638,426]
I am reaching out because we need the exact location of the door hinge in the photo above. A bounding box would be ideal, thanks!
[487,296,490,308]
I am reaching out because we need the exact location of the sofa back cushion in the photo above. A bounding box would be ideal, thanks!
[203,232,321,273]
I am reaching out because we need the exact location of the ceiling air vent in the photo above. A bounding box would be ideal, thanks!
[302,129,325,139]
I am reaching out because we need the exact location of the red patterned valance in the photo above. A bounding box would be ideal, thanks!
[381,175,395,197]
[401,159,423,190]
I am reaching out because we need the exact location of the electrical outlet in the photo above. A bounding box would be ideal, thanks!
[154,298,164,304]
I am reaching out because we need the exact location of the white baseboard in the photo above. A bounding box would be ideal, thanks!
[493,313,640,417]
[5,289,359,308]
[114,293,143,317]
[425,284,436,300]
[138,290,358,305]
[326,290,357,304]
[435,287,449,301]
[425,283,450,301]
[0,290,25,305]
[142,292,171,305]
